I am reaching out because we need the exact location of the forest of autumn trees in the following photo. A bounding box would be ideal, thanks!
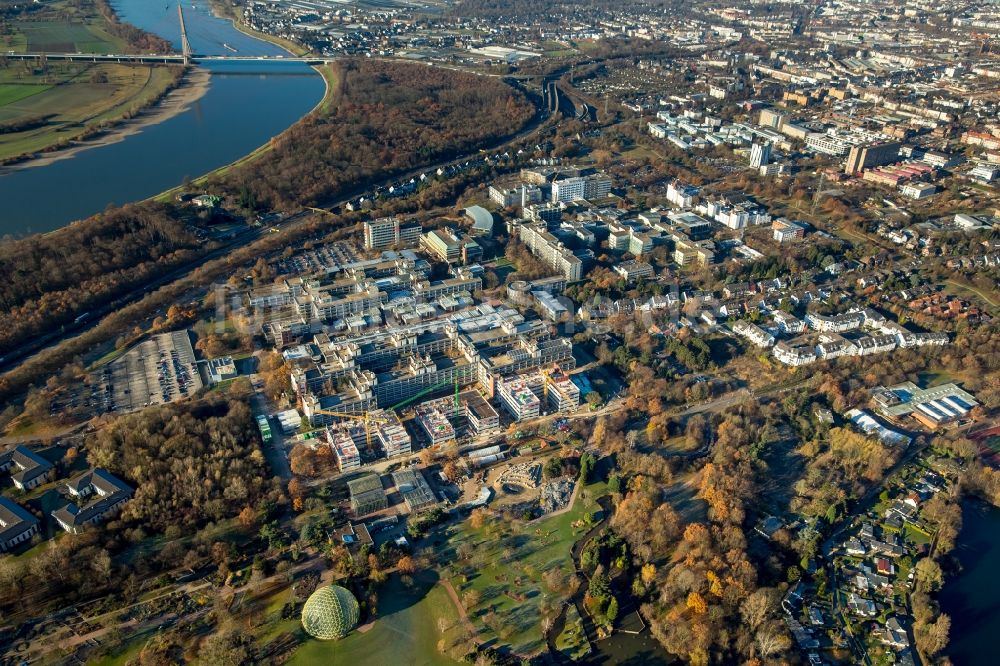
[87,397,274,533]
[210,59,535,210]
[0,203,203,354]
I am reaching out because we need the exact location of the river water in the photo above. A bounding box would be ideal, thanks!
[0,1,324,237]
[938,499,1000,666]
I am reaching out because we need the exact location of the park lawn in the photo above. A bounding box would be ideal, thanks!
[288,573,462,666]
[555,604,591,660]
[444,477,609,655]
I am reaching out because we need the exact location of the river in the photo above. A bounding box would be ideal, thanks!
[0,1,324,237]
[939,499,1000,666]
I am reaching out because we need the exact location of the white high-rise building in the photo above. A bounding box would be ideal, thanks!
[750,142,771,168]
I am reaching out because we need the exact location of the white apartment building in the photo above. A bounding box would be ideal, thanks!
[551,175,612,203]
[518,222,583,280]
[364,217,401,250]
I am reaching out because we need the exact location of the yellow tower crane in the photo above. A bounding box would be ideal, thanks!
[311,409,389,452]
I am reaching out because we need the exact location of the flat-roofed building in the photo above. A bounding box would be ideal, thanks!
[772,219,806,243]
[517,222,583,281]
[845,142,900,175]
[551,175,611,203]
[497,376,541,420]
[329,428,362,472]
[415,403,457,447]
[462,390,500,436]
[539,366,580,413]
[872,381,979,429]
[374,415,412,458]
[364,217,401,250]
[421,229,462,263]
[614,260,654,282]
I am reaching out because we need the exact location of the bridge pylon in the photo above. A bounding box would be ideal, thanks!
[177,3,192,65]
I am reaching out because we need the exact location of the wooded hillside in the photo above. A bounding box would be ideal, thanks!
[212,59,535,209]
[0,204,202,354]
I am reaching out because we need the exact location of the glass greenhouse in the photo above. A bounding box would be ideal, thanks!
[301,585,361,640]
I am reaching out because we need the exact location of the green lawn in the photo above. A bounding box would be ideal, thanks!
[555,604,590,660]
[903,521,932,546]
[288,573,462,665]
[443,477,608,655]
[0,83,52,106]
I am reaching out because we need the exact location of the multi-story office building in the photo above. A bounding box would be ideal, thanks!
[489,184,544,208]
[614,260,655,282]
[524,202,562,225]
[364,217,401,250]
[421,229,461,263]
[329,428,362,472]
[421,228,480,266]
[772,219,806,243]
[550,175,612,203]
[374,414,412,458]
[750,142,772,168]
[758,109,786,130]
[415,403,456,447]
[497,376,541,421]
[845,142,901,175]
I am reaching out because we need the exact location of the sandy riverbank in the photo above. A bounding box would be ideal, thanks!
[0,67,212,175]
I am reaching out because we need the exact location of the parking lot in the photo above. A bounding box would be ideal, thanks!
[92,331,204,413]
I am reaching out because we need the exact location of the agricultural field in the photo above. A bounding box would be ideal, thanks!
[0,0,179,161]
[0,61,180,161]
[18,20,124,54]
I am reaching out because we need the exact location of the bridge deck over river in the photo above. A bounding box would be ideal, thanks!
[3,52,332,65]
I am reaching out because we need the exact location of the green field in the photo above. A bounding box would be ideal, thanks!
[443,477,609,655]
[0,2,177,161]
[288,573,462,665]
[0,83,52,106]
[20,20,125,54]
[0,63,179,160]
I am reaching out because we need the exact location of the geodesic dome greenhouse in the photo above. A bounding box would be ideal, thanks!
[301,585,361,640]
